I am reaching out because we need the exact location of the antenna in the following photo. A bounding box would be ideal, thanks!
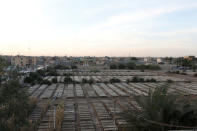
[28,40,31,56]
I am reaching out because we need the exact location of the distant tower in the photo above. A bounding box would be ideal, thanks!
[27,41,31,56]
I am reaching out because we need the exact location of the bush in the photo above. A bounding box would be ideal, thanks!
[90,69,100,73]
[46,70,58,76]
[126,79,130,84]
[145,78,157,82]
[110,64,117,69]
[137,64,161,70]
[150,78,157,82]
[71,65,77,69]
[36,69,45,77]
[167,79,173,83]
[118,63,126,69]
[109,78,121,83]
[127,62,136,70]
[64,73,73,76]
[54,65,69,70]
[64,77,73,84]
[104,81,109,84]
[41,80,51,85]
[146,79,150,82]
[139,78,145,82]
[24,72,43,85]
[141,69,144,72]
[82,78,88,83]
[132,76,139,82]
[176,71,180,74]
[52,77,57,83]
[24,76,34,84]
[82,78,95,84]
[89,78,95,85]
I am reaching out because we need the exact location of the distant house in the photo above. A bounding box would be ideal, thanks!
[144,57,157,65]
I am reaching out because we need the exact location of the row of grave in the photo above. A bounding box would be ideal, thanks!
[44,75,185,83]
[29,82,197,99]
[34,98,136,131]
[57,71,159,76]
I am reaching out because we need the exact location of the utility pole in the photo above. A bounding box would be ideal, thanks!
[53,106,56,130]
[114,99,117,131]
[52,92,59,130]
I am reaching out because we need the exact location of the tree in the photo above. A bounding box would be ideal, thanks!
[0,57,7,84]
[122,84,197,131]
[52,77,57,83]
[127,62,136,70]
[64,76,73,84]
[0,71,34,130]
[36,69,45,77]
[110,64,117,69]
[109,78,121,83]
[71,65,77,69]
[118,63,126,69]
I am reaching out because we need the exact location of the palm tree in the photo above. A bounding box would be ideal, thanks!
[122,84,197,131]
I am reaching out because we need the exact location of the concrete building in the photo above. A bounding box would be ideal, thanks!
[11,55,37,67]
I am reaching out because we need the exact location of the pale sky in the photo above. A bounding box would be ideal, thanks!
[0,0,197,57]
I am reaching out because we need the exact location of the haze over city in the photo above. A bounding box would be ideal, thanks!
[0,0,197,57]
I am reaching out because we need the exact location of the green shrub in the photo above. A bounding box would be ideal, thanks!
[139,78,145,82]
[126,79,130,84]
[167,79,173,83]
[54,65,70,70]
[46,70,58,76]
[110,64,117,69]
[127,62,136,70]
[150,78,157,82]
[71,65,77,69]
[132,76,139,82]
[82,78,88,83]
[176,71,180,74]
[64,77,73,84]
[109,78,121,83]
[64,73,73,76]
[88,78,94,85]
[52,77,57,83]
[36,69,45,77]
[118,63,126,69]
[41,80,51,85]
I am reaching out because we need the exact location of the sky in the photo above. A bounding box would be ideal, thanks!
[0,0,197,57]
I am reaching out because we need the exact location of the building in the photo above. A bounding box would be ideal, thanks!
[11,55,37,68]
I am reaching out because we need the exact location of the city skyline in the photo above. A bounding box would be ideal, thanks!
[0,0,197,57]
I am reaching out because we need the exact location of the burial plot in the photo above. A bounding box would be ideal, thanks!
[82,84,97,97]
[75,84,84,97]
[92,84,107,97]
[78,100,96,131]
[99,83,118,97]
[53,84,64,98]
[28,84,40,95]
[31,84,48,98]
[63,84,75,98]
[107,84,128,96]
[92,102,118,131]
[40,84,57,99]
[61,101,76,131]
